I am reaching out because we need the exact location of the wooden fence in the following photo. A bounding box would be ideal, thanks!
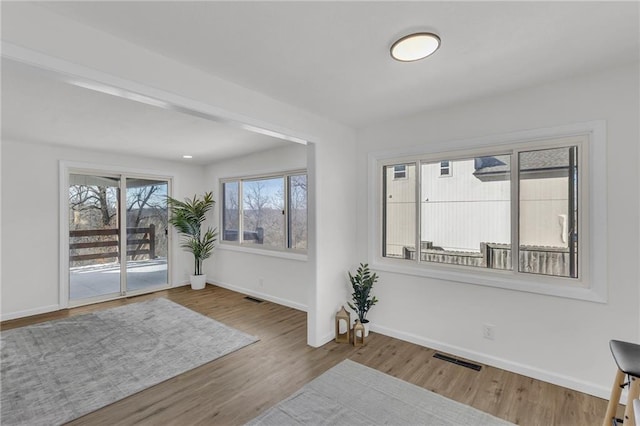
[222,227,264,244]
[403,241,570,276]
[69,225,156,262]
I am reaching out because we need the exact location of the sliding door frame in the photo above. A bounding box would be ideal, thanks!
[60,160,173,309]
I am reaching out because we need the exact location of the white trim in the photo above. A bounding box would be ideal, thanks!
[60,160,180,180]
[217,242,308,261]
[312,332,335,349]
[1,42,311,147]
[368,120,607,303]
[59,166,70,309]
[305,143,320,347]
[1,304,61,321]
[370,322,613,400]
[369,121,606,160]
[212,280,307,312]
[66,284,173,309]
[219,168,307,183]
[5,284,179,317]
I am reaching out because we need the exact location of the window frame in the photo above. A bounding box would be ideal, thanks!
[59,161,174,309]
[220,169,308,260]
[368,121,607,303]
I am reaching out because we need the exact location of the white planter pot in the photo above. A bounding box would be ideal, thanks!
[189,274,207,290]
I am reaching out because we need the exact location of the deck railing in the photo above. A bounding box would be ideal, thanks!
[69,225,156,262]
[403,241,570,276]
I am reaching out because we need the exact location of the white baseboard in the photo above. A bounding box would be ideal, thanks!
[370,323,612,401]
[316,332,334,348]
[211,280,307,312]
[1,304,61,321]
[3,281,185,321]
[0,280,305,321]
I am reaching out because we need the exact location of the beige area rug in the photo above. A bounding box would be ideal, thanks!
[247,359,515,425]
[1,298,258,425]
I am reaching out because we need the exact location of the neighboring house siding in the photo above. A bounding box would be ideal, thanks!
[386,156,569,256]
[385,165,415,258]
[520,176,569,248]
[421,159,510,252]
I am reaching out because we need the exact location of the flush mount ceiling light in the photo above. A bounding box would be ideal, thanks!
[182,155,193,159]
[390,32,441,62]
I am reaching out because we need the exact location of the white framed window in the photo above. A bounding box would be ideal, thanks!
[370,121,607,302]
[393,164,407,180]
[440,160,451,176]
[221,170,307,254]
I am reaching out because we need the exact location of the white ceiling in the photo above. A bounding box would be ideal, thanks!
[2,2,638,164]
[1,59,294,164]
[35,1,640,127]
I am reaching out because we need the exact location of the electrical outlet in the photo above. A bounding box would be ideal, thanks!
[482,324,495,340]
[258,277,264,288]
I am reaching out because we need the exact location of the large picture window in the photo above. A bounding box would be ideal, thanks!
[381,137,585,281]
[222,171,307,252]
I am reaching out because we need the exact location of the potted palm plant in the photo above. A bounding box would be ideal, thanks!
[347,263,379,337]
[167,191,218,290]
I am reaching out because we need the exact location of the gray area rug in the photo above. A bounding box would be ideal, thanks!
[1,298,258,425]
[247,359,515,426]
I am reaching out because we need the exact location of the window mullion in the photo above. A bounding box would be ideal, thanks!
[511,150,520,275]
[119,175,127,296]
[415,161,421,265]
[238,180,244,245]
[568,146,578,278]
[381,166,388,258]
[284,174,290,249]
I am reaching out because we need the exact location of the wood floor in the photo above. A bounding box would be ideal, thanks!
[2,285,615,425]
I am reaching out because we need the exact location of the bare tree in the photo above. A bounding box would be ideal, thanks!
[127,185,162,227]
[126,184,167,260]
[223,183,239,232]
[69,183,169,264]
[244,180,271,229]
[69,185,117,227]
[289,175,307,249]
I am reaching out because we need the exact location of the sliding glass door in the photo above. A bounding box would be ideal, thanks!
[125,178,168,293]
[68,174,122,300]
[68,172,170,304]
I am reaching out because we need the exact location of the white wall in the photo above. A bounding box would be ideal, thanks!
[1,3,358,346]
[307,138,359,345]
[204,144,309,310]
[356,63,640,398]
[0,140,205,319]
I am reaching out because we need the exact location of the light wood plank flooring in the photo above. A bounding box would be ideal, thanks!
[1,285,616,425]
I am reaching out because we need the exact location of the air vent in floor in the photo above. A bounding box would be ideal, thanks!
[433,353,482,371]
[244,296,264,303]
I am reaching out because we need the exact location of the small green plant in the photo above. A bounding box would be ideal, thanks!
[167,192,218,276]
[347,263,379,323]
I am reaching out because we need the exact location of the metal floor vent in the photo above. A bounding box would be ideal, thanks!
[244,296,264,303]
[433,353,482,371]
